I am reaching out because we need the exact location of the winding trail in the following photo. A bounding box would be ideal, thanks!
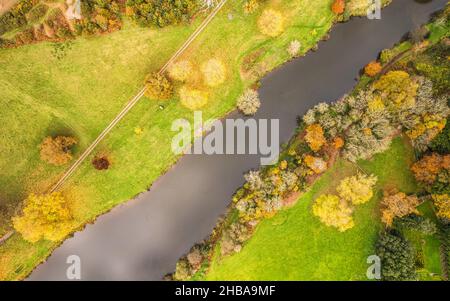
[29,0,448,280]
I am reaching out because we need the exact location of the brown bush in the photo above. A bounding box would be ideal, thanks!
[92,156,110,170]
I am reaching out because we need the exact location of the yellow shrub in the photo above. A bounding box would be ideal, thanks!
[201,58,226,87]
[168,60,193,82]
[179,86,209,110]
[258,9,284,37]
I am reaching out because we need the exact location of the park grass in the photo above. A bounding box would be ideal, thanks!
[204,137,424,280]
[0,0,335,280]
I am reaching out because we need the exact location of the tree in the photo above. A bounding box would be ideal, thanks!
[394,214,437,235]
[305,124,326,152]
[432,194,450,223]
[13,192,73,243]
[312,194,354,232]
[237,89,261,116]
[92,155,110,170]
[411,153,449,185]
[39,136,77,166]
[380,191,420,226]
[430,118,450,154]
[201,58,226,87]
[179,86,209,110]
[331,0,345,15]
[257,9,284,37]
[144,73,173,100]
[364,61,382,77]
[376,231,417,281]
[168,60,193,82]
[373,71,418,111]
[337,173,377,205]
[304,155,327,174]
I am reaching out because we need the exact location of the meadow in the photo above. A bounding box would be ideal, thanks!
[0,0,336,280]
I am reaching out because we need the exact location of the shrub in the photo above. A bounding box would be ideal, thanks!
[39,136,77,166]
[333,137,345,149]
[13,192,73,243]
[305,124,326,152]
[168,60,193,82]
[179,86,209,110]
[257,9,284,37]
[312,194,354,232]
[237,89,261,116]
[364,61,382,77]
[92,155,110,170]
[394,214,437,235]
[380,191,420,226]
[287,40,301,57]
[337,173,377,205]
[331,0,345,15]
[144,73,173,100]
[376,230,417,281]
[201,58,226,87]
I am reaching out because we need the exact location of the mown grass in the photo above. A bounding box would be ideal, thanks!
[0,0,335,280]
[205,137,432,280]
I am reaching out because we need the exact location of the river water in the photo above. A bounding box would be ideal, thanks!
[28,0,448,280]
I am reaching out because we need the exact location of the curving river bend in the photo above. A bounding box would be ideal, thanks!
[28,0,448,280]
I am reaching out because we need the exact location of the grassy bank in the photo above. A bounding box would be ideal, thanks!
[0,0,336,280]
[205,137,426,280]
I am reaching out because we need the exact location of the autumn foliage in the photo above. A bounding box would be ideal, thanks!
[144,73,173,100]
[39,136,77,166]
[411,153,450,185]
[364,61,382,77]
[331,0,345,15]
[380,191,420,226]
[13,192,74,243]
[305,123,326,152]
[313,194,354,232]
[337,173,377,205]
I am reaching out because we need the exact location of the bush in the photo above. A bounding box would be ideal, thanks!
[312,194,354,232]
[331,0,345,15]
[168,60,193,82]
[179,86,209,110]
[13,192,74,243]
[92,155,110,170]
[201,58,226,87]
[243,0,260,14]
[337,173,377,205]
[257,9,284,37]
[144,73,173,100]
[39,136,77,166]
[287,40,301,57]
[236,89,261,116]
[364,61,382,77]
[376,230,417,281]
[304,155,327,174]
[394,214,437,235]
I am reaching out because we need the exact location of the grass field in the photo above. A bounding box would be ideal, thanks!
[0,0,336,280]
[204,137,436,280]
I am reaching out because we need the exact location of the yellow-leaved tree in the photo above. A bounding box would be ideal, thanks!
[305,123,326,152]
[337,173,378,205]
[13,192,74,243]
[312,194,354,232]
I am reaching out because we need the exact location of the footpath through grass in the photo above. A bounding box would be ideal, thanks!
[205,137,425,280]
[0,0,335,280]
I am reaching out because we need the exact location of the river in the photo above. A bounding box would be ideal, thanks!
[28,0,448,280]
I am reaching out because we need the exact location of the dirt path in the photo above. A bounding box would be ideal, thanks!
[50,0,228,192]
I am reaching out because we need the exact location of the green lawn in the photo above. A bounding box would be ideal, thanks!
[205,137,422,280]
[0,0,335,280]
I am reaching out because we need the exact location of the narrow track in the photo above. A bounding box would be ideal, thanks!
[50,0,228,192]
